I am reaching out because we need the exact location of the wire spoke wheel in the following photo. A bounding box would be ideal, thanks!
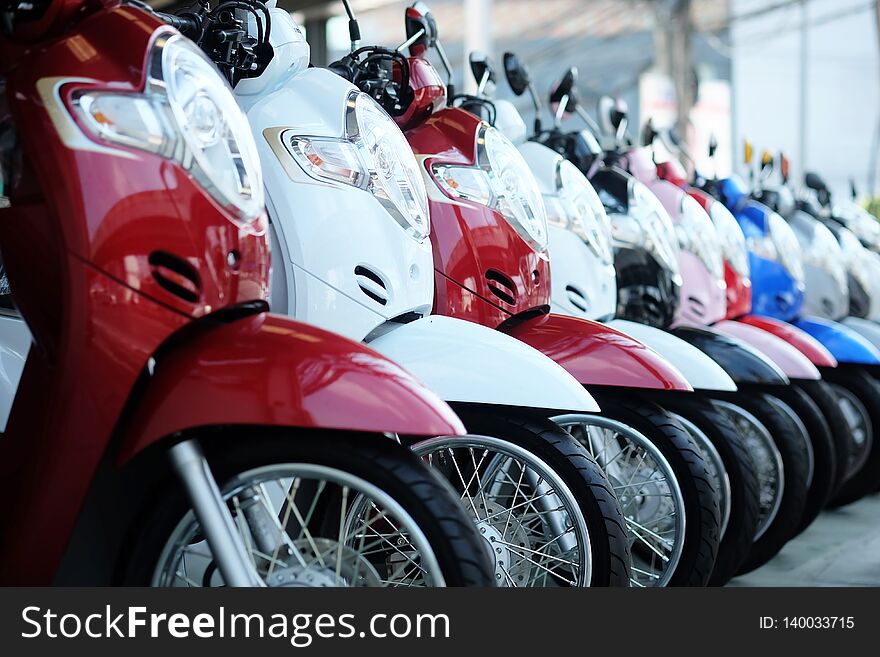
[829,382,873,482]
[552,415,685,587]
[152,464,446,587]
[714,401,784,540]
[411,435,591,587]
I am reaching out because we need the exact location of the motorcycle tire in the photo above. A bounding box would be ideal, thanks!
[658,396,761,586]
[120,432,495,587]
[454,408,632,587]
[582,392,721,587]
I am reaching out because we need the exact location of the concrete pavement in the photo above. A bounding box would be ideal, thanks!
[729,493,880,586]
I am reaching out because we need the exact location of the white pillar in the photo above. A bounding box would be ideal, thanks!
[463,0,493,93]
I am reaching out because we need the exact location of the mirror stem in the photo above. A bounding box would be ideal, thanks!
[527,81,542,135]
[575,105,601,136]
[396,28,425,52]
[554,95,569,128]
[476,69,490,97]
[435,40,455,98]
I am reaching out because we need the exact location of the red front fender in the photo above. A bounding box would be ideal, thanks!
[737,315,838,368]
[505,314,693,392]
[118,313,464,464]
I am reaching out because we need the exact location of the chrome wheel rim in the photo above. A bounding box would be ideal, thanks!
[830,383,873,482]
[715,401,784,540]
[553,414,685,588]
[412,435,591,587]
[671,412,732,539]
[153,464,445,587]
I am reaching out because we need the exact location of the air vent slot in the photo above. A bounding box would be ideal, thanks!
[485,269,516,305]
[355,265,388,306]
[565,285,589,313]
[686,295,706,318]
[149,251,200,303]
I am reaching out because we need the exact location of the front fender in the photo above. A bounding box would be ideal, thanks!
[118,313,465,464]
[367,315,600,412]
[713,319,820,380]
[737,314,837,367]
[606,319,737,392]
[841,316,880,353]
[506,314,693,392]
[670,325,789,385]
[793,315,880,365]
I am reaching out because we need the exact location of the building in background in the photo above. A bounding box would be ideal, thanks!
[731,0,879,198]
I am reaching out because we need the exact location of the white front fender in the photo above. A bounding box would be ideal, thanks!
[367,316,600,412]
[606,319,738,392]
[841,316,880,351]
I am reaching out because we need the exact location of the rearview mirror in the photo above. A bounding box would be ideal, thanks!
[405,2,438,51]
[708,134,718,158]
[469,51,495,89]
[549,67,579,109]
[780,153,790,183]
[743,139,753,165]
[804,171,828,193]
[598,95,628,136]
[503,51,530,96]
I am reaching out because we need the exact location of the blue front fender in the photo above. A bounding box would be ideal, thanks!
[791,315,880,365]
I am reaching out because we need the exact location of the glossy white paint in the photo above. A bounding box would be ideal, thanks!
[243,67,435,340]
[234,8,310,100]
[606,319,738,392]
[368,316,601,412]
[0,315,31,432]
[841,316,880,352]
[548,225,617,321]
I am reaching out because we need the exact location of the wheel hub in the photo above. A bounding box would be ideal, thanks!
[266,538,382,587]
[472,499,532,586]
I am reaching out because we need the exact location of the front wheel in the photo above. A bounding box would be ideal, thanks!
[825,367,880,506]
[720,392,810,575]
[452,409,632,586]
[122,433,495,587]
[660,397,761,587]
[578,394,721,587]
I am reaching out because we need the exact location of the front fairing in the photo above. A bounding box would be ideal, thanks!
[518,141,617,321]
[406,107,550,325]
[244,67,434,341]
[590,167,680,327]
[788,211,848,321]
[735,201,804,322]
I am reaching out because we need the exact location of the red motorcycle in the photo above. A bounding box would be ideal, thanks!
[335,2,724,587]
[0,0,493,587]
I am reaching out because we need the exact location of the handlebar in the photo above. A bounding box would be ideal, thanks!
[156,11,202,39]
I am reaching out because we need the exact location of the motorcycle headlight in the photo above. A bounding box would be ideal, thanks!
[709,200,749,277]
[612,180,681,280]
[287,92,430,241]
[432,125,548,251]
[72,34,263,224]
[803,220,848,294]
[676,195,725,279]
[749,212,805,285]
[555,159,614,264]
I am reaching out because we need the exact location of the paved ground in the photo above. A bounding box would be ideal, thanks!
[729,493,880,586]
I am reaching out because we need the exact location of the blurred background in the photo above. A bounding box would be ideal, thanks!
[152,0,880,205]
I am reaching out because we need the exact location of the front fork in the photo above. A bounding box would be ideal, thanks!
[168,440,266,587]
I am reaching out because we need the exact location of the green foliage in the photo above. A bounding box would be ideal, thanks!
[862,197,880,220]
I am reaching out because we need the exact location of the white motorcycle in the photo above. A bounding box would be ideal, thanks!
[175,0,633,587]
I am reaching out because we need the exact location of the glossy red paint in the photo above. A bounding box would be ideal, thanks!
[738,315,838,368]
[405,107,551,320]
[119,312,466,464]
[689,188,753,318]
[0,3,463,584]
[395,57,447,132]
[506,314,693,391]
[655,160,688,188]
